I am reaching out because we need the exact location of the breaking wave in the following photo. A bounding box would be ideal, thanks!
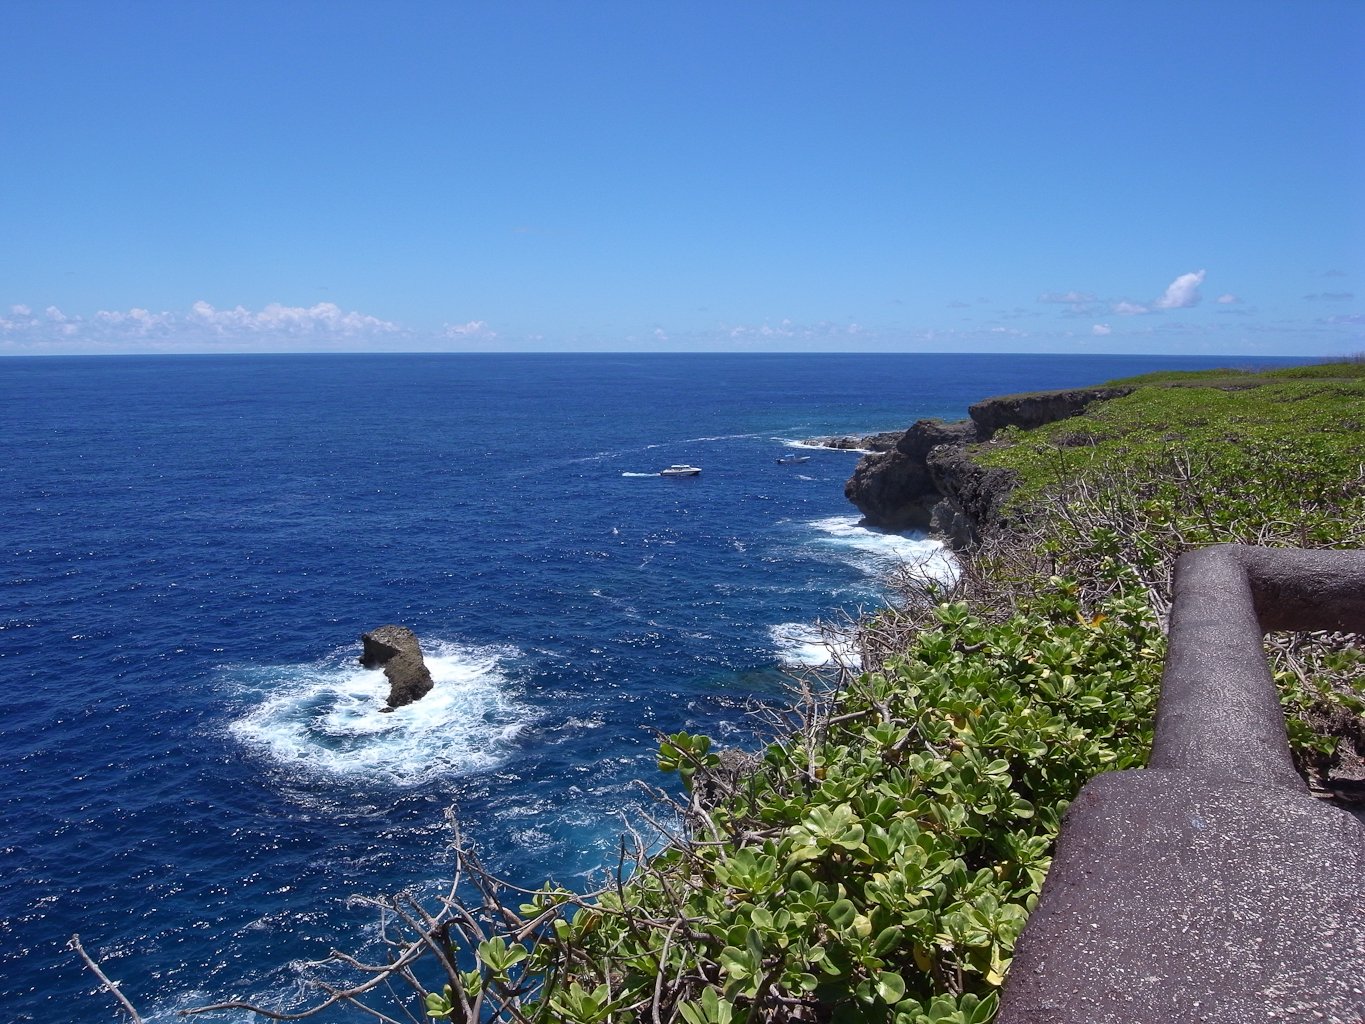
[227,639,533,786]
[770,621,862,669]
[807,515,959,587]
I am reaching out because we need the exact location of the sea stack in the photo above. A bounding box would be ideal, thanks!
[359,625,434,711]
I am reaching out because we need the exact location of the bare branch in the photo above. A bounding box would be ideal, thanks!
[70,934,146,1024]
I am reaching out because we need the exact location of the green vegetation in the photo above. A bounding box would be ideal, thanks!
[969,362,1365,781]
[85,362,1365,1024]
[392,584,1163,1024]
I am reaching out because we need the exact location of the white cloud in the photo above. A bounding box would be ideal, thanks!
[1217,293,1241,304]
[1092,323,1112,336]
[720,318,879,347]
[39,306,80,334]
[1038,290,1096,305]
[729,318,796,340]
[96,307,175,334]
[1153,269,1206,310]
[0,300,404,353]
[442,319,496,340]
[190,300,399,335]
[0,306,42,332]
[1113,301,1148,316]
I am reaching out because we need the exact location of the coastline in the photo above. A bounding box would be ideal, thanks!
[42,354,1354,1024]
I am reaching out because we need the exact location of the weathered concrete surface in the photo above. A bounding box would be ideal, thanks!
[999,772,1365,1023]
[998,545,1365,1023]
[1152,545,1365,787]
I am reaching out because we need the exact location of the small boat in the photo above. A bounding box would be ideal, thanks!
[776,454,812,464]
[659,464,701,477]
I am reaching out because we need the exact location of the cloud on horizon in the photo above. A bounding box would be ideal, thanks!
[1037,289,1103,317]
[443,319,497,341]
[1038,290,1097,305]
[1,301,404,352]
[724,319,867,343]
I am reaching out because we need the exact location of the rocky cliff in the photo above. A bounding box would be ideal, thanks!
[843,386,1132,546]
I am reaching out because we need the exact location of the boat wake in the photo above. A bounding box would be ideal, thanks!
[226,639,533,786]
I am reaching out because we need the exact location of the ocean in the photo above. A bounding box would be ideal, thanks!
[0,351,1308,1021]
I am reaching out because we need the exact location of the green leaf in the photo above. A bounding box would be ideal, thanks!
[875,970,906,1004]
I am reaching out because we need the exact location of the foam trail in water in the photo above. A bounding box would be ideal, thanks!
[808,515,959,587]
[227,639,532,786]
[771,621,861,669]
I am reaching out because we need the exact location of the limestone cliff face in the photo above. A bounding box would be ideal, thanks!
[925,444,1020,549]
[967,387,1132,437]
[844,386,1132,546]
[843,419,978,532]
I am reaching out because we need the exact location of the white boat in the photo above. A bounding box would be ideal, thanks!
[776,454,812,464]
[659,464,701,477]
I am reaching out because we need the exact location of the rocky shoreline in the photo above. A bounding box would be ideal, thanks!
[813,385,1133,548]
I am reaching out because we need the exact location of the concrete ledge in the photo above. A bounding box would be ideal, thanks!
[1000,772,1365,1022]
[999,545,1365,1023]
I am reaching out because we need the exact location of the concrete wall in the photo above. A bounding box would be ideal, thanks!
[998,545,1365,1023]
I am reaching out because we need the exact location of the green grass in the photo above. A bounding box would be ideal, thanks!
[1103,359,1365,388]
[978,368,1365,538]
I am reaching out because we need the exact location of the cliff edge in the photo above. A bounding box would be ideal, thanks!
[844,386,1132,545]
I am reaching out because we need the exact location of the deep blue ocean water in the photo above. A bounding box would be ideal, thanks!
[0,352,1309,1021]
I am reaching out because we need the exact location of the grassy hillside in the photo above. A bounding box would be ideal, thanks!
[978,363,1365,544]
[971,361,1365,775]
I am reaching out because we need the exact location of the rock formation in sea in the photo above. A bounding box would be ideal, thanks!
[839,386,1132,547]
[359,625,434,710]
[813,431,904,452]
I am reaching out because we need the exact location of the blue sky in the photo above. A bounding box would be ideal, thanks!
[2,1,1361,356]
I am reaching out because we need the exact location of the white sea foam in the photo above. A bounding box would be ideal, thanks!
[227,639,532,786]
[770,520,958,672]
[770,621,861,669]
[807,515,959,587]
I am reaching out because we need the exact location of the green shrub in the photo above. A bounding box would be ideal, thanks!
[396,585,1164,1024]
